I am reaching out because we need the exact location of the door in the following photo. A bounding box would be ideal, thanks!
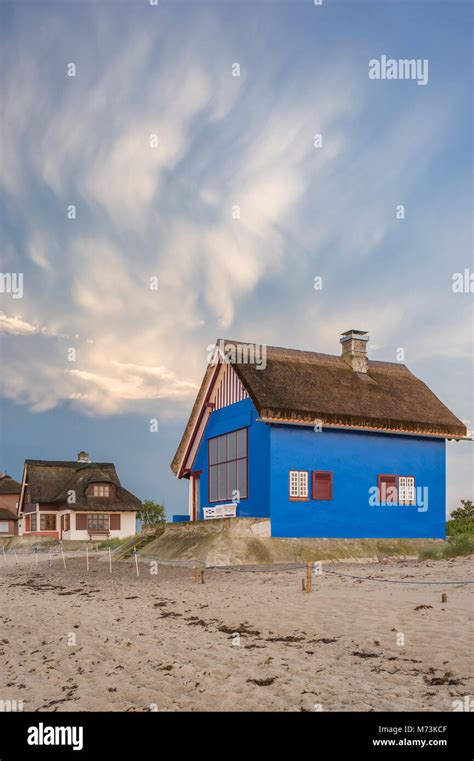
[60,515,65,539]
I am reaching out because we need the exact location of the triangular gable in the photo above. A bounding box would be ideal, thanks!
[213,362,249,410]
[172,356,252,479]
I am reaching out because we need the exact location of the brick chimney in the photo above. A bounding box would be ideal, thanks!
[340,330,369,373]
[77,451,91,463]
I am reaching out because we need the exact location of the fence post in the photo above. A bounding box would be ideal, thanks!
[306,561,312,593]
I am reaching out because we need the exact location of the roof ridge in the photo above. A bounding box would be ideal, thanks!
[26,460,115,467]
[220,338,407,369]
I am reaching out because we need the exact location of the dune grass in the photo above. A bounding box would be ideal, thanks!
[418,533,474,561]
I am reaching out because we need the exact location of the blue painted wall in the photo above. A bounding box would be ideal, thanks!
[192,398,270,519]
[269,426,446,538]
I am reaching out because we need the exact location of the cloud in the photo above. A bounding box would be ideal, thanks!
[0,312,38,335]
[0,1,470,429]
[68,361,198,414]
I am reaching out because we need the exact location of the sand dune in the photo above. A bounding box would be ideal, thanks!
[0,555,472,712]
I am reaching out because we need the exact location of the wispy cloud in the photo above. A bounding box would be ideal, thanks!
[0,1,471,432]
[0,312,38,335]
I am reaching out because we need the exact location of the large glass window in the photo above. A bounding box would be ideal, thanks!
[208,429,247,502]
[40,514,56,530]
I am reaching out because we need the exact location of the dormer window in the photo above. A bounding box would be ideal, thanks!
[93,484,110,497]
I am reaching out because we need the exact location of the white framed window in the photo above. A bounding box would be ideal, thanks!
[398,476,415,504]
[93,484,110,497]
[289,470,309,500]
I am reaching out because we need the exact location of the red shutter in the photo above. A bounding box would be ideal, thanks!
[110,514,121,530]
[378,474,398,504]
[75,513,87,530]
[312,471,333,500]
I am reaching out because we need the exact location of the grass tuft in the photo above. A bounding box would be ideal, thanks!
[418,533,473,561]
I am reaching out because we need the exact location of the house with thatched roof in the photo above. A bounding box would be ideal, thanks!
[0,473,21,537]
[16,452,141,541]
[171,331,467,538]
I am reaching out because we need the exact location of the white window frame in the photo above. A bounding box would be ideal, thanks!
[93,484,110,497]
[398,476,415,504]
[289,470,309,500]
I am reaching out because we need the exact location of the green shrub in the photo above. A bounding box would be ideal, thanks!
[418,534,474,561]
[443,534,474,557]
[446,519,474,536]
[98,536,134,550]
[418,546,443,561]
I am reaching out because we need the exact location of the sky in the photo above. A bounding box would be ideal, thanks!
[0,0,472,518]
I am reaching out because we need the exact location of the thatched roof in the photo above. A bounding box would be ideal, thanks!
[0,473,21,494]
[24,460,141,512]
[171,339,467,476]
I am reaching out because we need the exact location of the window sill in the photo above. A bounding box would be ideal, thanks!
[208,497,247,504]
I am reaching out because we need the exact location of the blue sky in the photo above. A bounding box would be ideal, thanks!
[0,0,472,517]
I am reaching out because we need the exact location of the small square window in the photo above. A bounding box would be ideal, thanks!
[312,471,333,500]
[289,470,309,500]
[93,484,110,497]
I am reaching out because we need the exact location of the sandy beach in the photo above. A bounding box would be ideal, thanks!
[0,554,472,712]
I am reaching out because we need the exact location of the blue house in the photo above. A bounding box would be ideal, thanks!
[171,331,467,538]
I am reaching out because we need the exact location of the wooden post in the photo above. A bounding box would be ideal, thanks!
[194,559,199,582]
[13,549,19,564]
[306,561,312,593]
[108,547,112,574]
[49,549,52,567]
[441,593,448,603]
[2,546,6,563]
[200,568,204,584]
[133,549,139,577]
[301,578,305,592]
[86,545,89,572]
[61,545,67,570]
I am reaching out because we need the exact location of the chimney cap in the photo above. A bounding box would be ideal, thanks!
[340,329,368,337]
[77,451,91,463]
[340,329,369,343]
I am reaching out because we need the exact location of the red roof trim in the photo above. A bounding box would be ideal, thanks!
[258,416,467,439]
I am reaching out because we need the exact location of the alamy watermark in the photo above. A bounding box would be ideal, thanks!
[368,55,429,86]
[207,339,267,370]
[452,269,474,293]
[0,698,24,712]
[0,272,23,299]
[369,484,428,513]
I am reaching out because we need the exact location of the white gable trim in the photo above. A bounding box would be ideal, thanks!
[176,362,221,478]
[178,361,251,478]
